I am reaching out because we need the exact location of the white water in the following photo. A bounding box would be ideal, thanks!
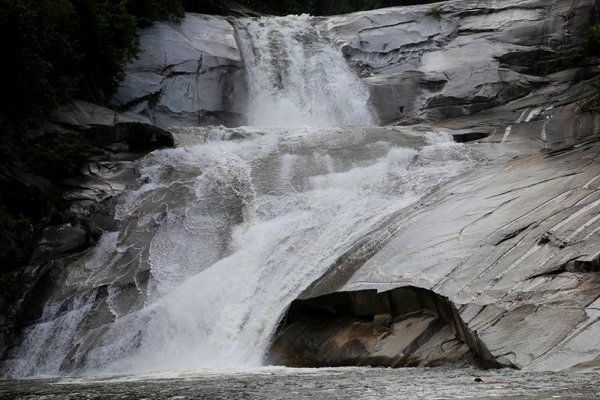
[3,15,476,378]
[4,126,475,377]
[237,15,375,127]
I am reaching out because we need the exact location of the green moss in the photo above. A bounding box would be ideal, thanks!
[590,81,600,112]
[574,24,600,113]
[577,81,600,113]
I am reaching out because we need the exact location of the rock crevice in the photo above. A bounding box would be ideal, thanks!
[269,286,507,369]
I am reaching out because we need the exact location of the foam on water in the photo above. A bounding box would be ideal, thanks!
[2,367,600,400]
[3,127,476,377]
[236,15,375,127]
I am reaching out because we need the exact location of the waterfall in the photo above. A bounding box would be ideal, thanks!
[236,15,375,127]
[2,15,476,377]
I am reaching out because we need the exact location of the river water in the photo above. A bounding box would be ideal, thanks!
[2,367,599,399]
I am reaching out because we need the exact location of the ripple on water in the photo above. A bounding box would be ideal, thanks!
[1,367,600,400]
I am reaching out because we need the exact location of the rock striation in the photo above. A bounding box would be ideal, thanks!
[283,135,600,371]
[113,0,599,131]
[325,0,599,125]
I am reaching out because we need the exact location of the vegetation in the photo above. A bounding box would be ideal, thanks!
[575,24,600,113]
[0,272,21,300]
[0,0,179,134]
[0,205,33,274]
[25,136,94,182]
[426,5,444,18]
[583,23,600,55]
[0,1,180,282]
[587,81,600,112]
[577,81,600,113]
[0,0,444,140]
[0,0,432,278]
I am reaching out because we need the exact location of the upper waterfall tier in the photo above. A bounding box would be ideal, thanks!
[111,0,597,128]
[235,15,375,127]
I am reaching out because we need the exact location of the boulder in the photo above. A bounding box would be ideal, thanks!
[48,100,175,150]
[32,225,89,260]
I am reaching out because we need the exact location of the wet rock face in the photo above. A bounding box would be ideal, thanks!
[111,14,248,128]
[269,287,500,368]
[324,0,598,125]
[283,4,600,371]
[296,138,600,371]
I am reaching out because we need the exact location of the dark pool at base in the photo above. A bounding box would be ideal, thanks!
[1,367,599,400]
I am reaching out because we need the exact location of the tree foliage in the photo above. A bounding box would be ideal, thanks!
[1,0,77,126]
[583,23,600,55]
[0,0,185,132]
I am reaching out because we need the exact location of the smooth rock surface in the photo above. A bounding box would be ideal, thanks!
[279,4,600,372]
[324,0,598,124]
[298,135,600,371]
[49,101,137,129]
[112,14,248,128]
[3,0,600,376]
[114,0,598,129]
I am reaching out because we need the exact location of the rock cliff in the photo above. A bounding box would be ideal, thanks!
[326,0,598,125]
[283,135,600,370]
[114,0,600,131]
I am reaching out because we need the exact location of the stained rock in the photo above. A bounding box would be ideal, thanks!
[270,287,494,368]
[298,138,600,371]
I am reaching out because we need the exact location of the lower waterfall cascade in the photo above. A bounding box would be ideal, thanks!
[2,122,478,376]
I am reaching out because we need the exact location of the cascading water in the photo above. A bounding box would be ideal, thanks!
[236,15,375,126]
[2,15,477,378]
